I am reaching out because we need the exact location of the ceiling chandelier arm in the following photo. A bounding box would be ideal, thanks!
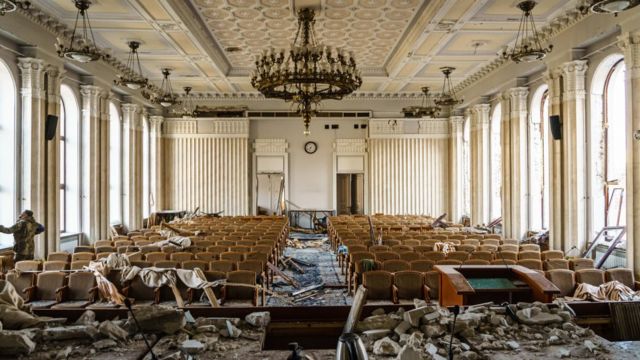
[69,7,82,49]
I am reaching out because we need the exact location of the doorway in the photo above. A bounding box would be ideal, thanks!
[256,173,285,215]
[336,173,364,215]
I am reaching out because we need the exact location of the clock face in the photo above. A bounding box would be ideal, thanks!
[304,141,318,154]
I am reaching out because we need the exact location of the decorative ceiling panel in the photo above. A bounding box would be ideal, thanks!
[189,0,424,69]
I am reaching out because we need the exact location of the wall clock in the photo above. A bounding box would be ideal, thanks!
[304,141,318,154]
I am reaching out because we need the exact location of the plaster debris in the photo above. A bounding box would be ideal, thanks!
[373,336,402,356]
[244,311,271,328]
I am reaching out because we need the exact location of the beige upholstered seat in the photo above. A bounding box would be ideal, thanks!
[145,252,167,263]
[546,269,576,297]
[570,258,594,271]
[47,252,71,262]
[170,252,194,262]
[518,251,541,260]
[209,260,235,273]
[541,250,564,261]
[437,259,462,265]
[605,268,639,290]
[410,260,435,272]
[43,261,69,271]
[393,271,428,302]
[464,259,490,265]
[27,271,67,309]
[15,260,41,271]
[381,259,410,273]
[374,251,400,262]
[520,244,540,252]
[575,269,605,286]
[5,271,35,300]
[223,270,259,306]
[544,259,570,271]
[363,270,395,302]
[446,251,469,262]
[182,260,209,271]
[52,272,98,309]
[398,252,420,262]
[422,251,445,262]
[469,251,493,262]
[517,259,543,271]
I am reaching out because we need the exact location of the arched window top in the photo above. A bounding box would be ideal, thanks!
[109,102,120,121]
[530,84,549,124]
[0,58,17,231]
[491,103,501,123]
[591,53,625,96]
[60,84,78,113]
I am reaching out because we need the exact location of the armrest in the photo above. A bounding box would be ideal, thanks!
[220,286,227,305]
[392,285,399,304]
[153,287,161,304]
[88,286,99,302]
[122,286,131,296]
[253,287,258,307]
[422,284,431,302]
[56,285,69,303]
[22,285,35,294]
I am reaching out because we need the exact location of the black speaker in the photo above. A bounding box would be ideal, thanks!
[550,115,561,140]
[45,115,58,141]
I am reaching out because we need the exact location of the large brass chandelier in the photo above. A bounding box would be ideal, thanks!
[114,41,148,90]
[435,67,463,107]
[251,8,362,135]
[402,87,441,118]
[55,0,102,63]
[502,1,553,63]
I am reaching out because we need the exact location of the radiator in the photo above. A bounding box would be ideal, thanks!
[609,302,640,340]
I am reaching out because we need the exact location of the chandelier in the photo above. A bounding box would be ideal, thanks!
[0,0,29,15]
[588,0,639,14]
[114,41,148,90]
[434,67,463,107]
[402,86,441,118]
[143,68,180,107]
[502,1,553,63]
[55,0,102,63]
[251,8,362,135]
[177,87,197,117]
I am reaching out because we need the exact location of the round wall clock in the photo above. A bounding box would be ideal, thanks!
[304,141,318,154]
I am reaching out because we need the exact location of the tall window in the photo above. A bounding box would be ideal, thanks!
[462,116,471,216]
[490,104,502,220]
[589,55,627,238]
[529,86,550,230]
[142,116,150,218]
[0,60,16,248]
[109,102,122,224]
[59,85,80,233]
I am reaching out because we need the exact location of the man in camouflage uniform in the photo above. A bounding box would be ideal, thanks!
[0,210,44,261]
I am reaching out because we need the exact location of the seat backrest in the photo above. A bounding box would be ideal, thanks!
[170,252,194,262]
[501,239,519,245]
[403,240,421,247]
[479,245,498,252]
[517,259,543,270]
[154,260,179,269]
[375,251,400,262]
[130,260,151,268]
[15,260,41,271]
[95,246,116,254]
[422,251,445,262]
[127,276,157,301]
[546,269,576,297]
[47,252,70,262]
[399,252,420,262]
[43,261,69,271]
[238,260,263,274]
[464,259,490,265]
[394,270,425,300]
[230,246,251,253]
[541,250,564,261]
[94,240,112,248]
[244,252,269,263]
[5,271,34,300]
[74,246,94,254]
[220,252,245,262]
[437,259,462,265]
[368,245,390,253]
[491,259,517,265]
[518,251,541,260]
[461,239,480,247]
[469,251,493,262]
[210,260,235,273]
[382,259,410,273]
[410,260,434,272]
[447,251,469,262]
[195,252,217,261]
[362,270,394,300]
[348,245,368,253]
[499,245,519,253]
[71,252,94,261]
[424,270,440,299]
[145,252,167,262]
[67,272,97,301]
[140,246,161,254]
[482,239,500,246]
[544,259,569,271]
[70,260,90,270]
[570,258,594,271]
[36,271,66,300]
[126,252,143,261]
[182,260,209,271]
[391,245,413,253]
[114,240,133,248]
[520,244,540,252]
[575,269,605,286]
[483,234,502,240]
[456,244,477,253]
[225,270,256,300]
[251,245,272,254]
[206,245,229,254]
[605,268,635,288]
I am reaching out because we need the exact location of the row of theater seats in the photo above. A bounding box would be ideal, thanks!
[2,267,264,309]
[356,267,638,304]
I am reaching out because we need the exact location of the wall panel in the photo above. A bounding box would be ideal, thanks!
[163,118,249,215]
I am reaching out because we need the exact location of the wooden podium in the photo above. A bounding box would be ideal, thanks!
[434,265,560,306]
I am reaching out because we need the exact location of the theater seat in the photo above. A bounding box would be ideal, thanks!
[570,258,594,271]
[546,269,576,297]
[222,270,259,306]
[605,268,640,290]
[393,270,429,302]
[26,271,67,309]
[52,272,98,309]
[362,270,395,303]
[575,269,605,286]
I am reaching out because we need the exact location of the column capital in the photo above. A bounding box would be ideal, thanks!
[80,84,104,98]
[507,87,529,113]
[149,115,164,128]
[506,87,529,99]
[619,30,640,78]
[562,60,588,100]
[449,116,464,133]
[121,103,142,129]
[45,65,63,103]
[18,57,45,100]
[471,103,491,125]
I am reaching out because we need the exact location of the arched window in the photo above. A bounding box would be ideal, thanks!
[59,85,81,233]
[462,116,471,217]
[589,55,626,238]
[490,104,502,221]
[0,60,16,248]
[529,85,550,230]
[109,102,122,224]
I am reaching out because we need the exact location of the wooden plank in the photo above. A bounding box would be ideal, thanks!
[169,284,185,308]
[267,262,300,288]
[194,268,220,308]
[292,283,324,297]
[343,285,368,334]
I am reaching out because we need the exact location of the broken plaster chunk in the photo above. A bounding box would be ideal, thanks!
[362,329,391,341]
[505,340,520,350]
[196,325,218,333]
[75,310,96,326]
[404,306,437,327]
[244,311,271,328]
[0,330,37,355]
[220,322,242,338]
[93,339,118,350]
[130,306,186,334]
[394,321,413,336]
[515,309,563,325]
[373,336,401,356]
[395,344,425,360]
[372,308,386,315]
[41,325,99,341]
[584,339,597,352]
[181,339,206,355]
[98,320,129,342]
[421,324,445,338]
[356,314,401,331]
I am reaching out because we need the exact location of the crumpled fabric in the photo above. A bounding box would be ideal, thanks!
[569,280,640,302]
[0,280,43,329]
[337,245,348,254]
[120,266,214,290]
[93,253,130,269]
[434,241,456,255]
[86,262,126,305]
[150,236,191,249]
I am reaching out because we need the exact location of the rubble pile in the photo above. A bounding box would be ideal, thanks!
[0,307,271,360]
[356,300,627,360]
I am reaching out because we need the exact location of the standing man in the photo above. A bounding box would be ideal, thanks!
[0,210,44,261]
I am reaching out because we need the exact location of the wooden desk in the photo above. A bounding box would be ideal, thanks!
[434,265,560,306]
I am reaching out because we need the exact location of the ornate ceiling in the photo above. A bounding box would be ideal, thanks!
[28,0,579,96]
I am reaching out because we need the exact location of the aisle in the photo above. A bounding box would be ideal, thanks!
[265,233,350,306]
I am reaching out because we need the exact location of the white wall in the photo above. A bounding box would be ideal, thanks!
[250,117,367,211]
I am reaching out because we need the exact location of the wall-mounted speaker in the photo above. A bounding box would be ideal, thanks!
[45,115,58,141]
[550,115,561,140]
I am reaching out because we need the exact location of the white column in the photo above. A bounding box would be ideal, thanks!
[80,85,107,242]
[121,104,141,231]
[561,60,588,252]
[18,57,46,258]
[449,116,464,222]
[619,31,640,275]
[503,87,530,239]
[470,104,491,225]
[545,68,564,251]
[149,116,164,213]
[44,65,63,254]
